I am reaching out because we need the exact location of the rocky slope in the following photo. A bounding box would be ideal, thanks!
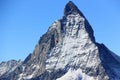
[0,60,22,77]
[0,1,120,80]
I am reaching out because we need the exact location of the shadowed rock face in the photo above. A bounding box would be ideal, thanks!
[64,1,84,17]
[1,1,120,80]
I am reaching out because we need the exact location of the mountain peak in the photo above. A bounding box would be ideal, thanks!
[64,1,84,17]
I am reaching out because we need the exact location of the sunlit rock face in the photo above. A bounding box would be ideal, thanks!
[0,1,120,80]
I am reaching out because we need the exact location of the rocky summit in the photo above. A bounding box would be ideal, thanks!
[0,1,120,80]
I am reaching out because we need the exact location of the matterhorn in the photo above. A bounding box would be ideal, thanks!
[0,1,120,80]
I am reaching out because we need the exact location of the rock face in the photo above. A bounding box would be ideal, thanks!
[0,1,120,80]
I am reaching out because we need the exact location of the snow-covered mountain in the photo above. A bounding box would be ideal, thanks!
[0,1,120,80]
[0,60,22,77]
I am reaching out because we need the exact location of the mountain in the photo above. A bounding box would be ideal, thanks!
[0,1,120,80]
[0,60,22,77]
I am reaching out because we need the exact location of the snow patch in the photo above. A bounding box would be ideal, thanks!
[56,68,94,80]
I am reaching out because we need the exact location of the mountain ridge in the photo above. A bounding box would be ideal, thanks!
[0,60,22,77]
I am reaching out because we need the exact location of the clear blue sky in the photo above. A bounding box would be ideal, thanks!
[0,0,120,62]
